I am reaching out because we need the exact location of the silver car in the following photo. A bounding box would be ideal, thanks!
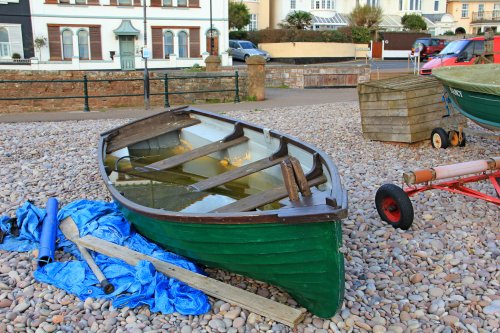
[229,40,270,62]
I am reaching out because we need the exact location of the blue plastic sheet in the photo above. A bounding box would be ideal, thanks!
[0,200,210,315]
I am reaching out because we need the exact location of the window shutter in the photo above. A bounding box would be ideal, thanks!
[45,0,58,3]
[151,0,160,6]
[89,26,102,60]
[152,28,163,59]
[48,26,62,60]
[109,0,117,5]
[189,28,200,58]
[134,0,141,5]
[189,0,199,7]
[87,0,100,4]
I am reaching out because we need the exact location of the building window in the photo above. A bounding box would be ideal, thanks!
[494,4,500,20]
[434,0,438,11]
[163,31,174,57]
[247,14,257,31]
[0,28,10,58]
[178,31,188,57]
[478,4,484,18]
[409,0,414,10]
[75,0,87,4]
[62,29,73,59]
[291,0,296,9]
[461,4,469,18]
[78,30,89,59]
[368,0,378,6]
[399,0,403,10]
[177,0,187,6]
[311,0,333,9]
[118,0,132,5]
[163,0,172,6]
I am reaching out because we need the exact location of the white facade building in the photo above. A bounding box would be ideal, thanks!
[21,0,230,70]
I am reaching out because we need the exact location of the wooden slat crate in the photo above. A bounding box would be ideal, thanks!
[358,75,466,143]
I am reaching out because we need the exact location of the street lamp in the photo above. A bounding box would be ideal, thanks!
[143,0,150,110]
[210,0,214,55]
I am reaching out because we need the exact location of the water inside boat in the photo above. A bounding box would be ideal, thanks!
[105,146,284,213]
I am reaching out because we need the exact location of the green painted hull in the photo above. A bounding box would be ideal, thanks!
[118,203,345,318]
[444,86,500,131]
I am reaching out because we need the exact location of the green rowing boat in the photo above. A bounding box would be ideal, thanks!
[433,64,500,131]
[98,106,348,318]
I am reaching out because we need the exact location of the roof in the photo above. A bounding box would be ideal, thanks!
[422,14,446,23]
[380,15,403,28]
[312,13,349,26]
[113,20,140,36]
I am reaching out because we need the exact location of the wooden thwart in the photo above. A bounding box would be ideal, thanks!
[191,156,287,191]
[146,136,249,171]
[77,235,306,327]
[290,157,312,197]
[212,175,327,213]
[106,117,201,153]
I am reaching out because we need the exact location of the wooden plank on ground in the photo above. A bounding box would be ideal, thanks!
[191,156,287,191]
[106,117,201,153]
[212,176,326,213]
[145,136,249,171]
[78,235,306,327]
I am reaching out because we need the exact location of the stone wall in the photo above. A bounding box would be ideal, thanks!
[223,64,371,89]
[0,70,247,113]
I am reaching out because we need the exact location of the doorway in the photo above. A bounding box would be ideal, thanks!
[119,35,135,70]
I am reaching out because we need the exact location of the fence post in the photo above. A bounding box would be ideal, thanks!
[83,75,90,112]
[234,71,240,103]
[164,73,170,108]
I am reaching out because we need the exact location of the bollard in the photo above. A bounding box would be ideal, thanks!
[234,71,240,103]
[83,75,90,112]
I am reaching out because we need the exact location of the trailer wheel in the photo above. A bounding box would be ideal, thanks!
[431,128,449,149]
[448,130,466,147]
[375,184,414,230]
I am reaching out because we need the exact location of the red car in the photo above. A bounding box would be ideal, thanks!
[412,37,446,60]
[420,36,500,75]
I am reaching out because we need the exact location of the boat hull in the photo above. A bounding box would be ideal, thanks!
[444,85,500,131]
[118,202,345,318]
[98,107,348,318]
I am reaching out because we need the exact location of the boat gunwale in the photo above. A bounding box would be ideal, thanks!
[98,106,348,224]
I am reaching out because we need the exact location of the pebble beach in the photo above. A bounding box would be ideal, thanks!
[0,101,499,333]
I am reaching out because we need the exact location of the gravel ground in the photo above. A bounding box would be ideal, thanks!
[0,102,499,333]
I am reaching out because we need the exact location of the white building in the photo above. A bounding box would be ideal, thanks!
[23,0,230,70]
[241,0,453,36]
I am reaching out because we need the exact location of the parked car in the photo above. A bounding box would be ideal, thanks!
[229,40,270,62]
[411,37,446,60]
[420,36,500,75]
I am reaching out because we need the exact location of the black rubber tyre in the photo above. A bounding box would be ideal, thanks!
[243,54,249,62]
[458,132,466,147]
[375,184,414,230]
[431,128,449,149]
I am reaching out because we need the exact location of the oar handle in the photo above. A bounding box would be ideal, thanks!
[77,244,115,294]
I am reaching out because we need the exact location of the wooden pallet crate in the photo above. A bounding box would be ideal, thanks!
[358,75,466,143]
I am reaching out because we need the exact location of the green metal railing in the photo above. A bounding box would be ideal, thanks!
[151,72,240,108]
[0,71,240,112]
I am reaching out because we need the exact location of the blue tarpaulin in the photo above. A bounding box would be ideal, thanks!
[0,200,210,315]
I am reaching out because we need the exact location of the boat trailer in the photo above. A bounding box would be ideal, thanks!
[376,157,500,229]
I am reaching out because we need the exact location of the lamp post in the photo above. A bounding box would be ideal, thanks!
[210,0,214,55]
[143,0,150,110]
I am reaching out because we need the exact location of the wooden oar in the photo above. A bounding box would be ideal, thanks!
[76,235,306,327]
[59,217,115,294]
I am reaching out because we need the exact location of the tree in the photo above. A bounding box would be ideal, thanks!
[34,36,47,61]
[348,4,382,31]
[402,14,427,31]
[279,11,313,30]
[229,2,251,31]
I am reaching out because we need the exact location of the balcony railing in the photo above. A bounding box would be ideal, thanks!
[472,10,500,23]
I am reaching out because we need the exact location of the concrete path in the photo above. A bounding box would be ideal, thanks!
[0,87,358,123]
